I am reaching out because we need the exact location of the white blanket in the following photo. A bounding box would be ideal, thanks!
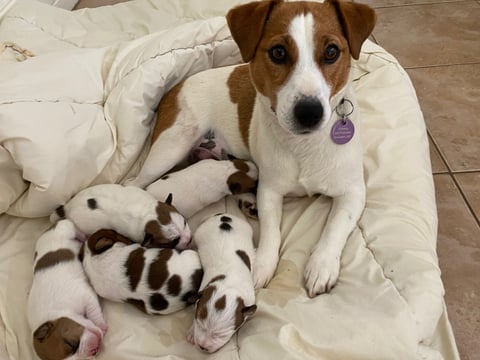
[0,1,459,359]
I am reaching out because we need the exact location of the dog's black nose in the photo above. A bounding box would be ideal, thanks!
[293,98,323,130]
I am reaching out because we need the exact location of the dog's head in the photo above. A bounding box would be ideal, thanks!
[227,159,258,195]
[143,195,192,249]
[227,0,376,135]
[190,281,257,353]
[32,317,99,360]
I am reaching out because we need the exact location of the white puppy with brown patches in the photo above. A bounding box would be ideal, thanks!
[125,0,376,297]
[50,184,191,249]
[187,213,257,353]
[82,229,203,315]
[146,158,258,218]
[27,219,107,360]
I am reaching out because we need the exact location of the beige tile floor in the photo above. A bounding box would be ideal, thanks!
[75,0,480,358]
[360,0,480,359]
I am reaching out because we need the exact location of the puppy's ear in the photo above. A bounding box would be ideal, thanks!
[226,0,281,62]
[328,0,376,60]
[242,304,257,317]
[165,193,173,206]
[33,321,54,342]
[94,237,115,253]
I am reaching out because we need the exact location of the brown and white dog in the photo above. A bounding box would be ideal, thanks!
[27,220,107,360]
[51,184,191,249]
[126,0,376,297]
[187,213,256,353]
[146,158,258,218]
[82,229,203,315]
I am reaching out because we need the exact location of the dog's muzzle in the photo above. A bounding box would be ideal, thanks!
[293,97,324,133]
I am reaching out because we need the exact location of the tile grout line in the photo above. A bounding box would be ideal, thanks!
[369,0,473,10]
[428,130,480,227]
[405,62,480,70]
[451,175,480,226]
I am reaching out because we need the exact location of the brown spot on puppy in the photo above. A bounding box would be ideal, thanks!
[167,274,182,296]
[220,216,232,223]
[236,250,251,271]
[148,249,173,290]
[227,65,256,148]
[219,222,232,232]
[215,295,226,311]
[196,285,216,320]
[34,249,75,273]
[125,247,145,292]
[33,317,84,360]
[191,268,204,290]
[150,293,169,311]
[87,198,97,210]
[207,274,226,286]
[234,297,257,330]
[127,298,147,313]
[152,81,184,143]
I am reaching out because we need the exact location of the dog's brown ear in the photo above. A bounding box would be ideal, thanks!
[328,0,376,60]
[226,0,281,62]
[33,321,54,342]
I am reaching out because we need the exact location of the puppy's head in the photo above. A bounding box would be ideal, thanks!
[227,0,376,134]
[190,282,257,353]
[227,159,258,195]
[86,229,133,255]
[143,196,192,250]
[32,317,99,360]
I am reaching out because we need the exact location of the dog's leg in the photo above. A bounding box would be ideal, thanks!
[125,125,200,188]
[252,184,284,288]
[304,186,365,297]
[84,295,108,335]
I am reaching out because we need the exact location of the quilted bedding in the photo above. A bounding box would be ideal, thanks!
[0,0,460,359]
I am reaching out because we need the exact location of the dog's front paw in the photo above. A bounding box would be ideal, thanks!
[252,251,278,289]
[304,253,340,297]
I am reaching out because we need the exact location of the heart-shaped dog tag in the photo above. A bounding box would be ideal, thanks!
[331,118,355,145]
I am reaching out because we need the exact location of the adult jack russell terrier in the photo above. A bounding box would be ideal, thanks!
[187,213,256,353]
[28,220,107,360]
[127,0,376,297]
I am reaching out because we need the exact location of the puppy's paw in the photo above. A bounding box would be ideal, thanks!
[252,251,278,289]
[235,193,258,220]
[186,324,195,345]
[303,253,340,297]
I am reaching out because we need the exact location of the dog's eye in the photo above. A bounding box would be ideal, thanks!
[323,44,340,64]
[65,339,79,353]
[269,45,287,64]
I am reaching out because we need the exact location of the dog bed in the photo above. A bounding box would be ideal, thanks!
[0,0,459,359]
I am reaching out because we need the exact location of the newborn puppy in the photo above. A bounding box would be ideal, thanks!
[188,213,257,353]
[82,229,203,315]
[146,158,258,218]
[28,220,107,360]
[51,184,191,249]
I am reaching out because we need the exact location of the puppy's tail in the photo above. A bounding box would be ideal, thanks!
[49,205,66,224]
